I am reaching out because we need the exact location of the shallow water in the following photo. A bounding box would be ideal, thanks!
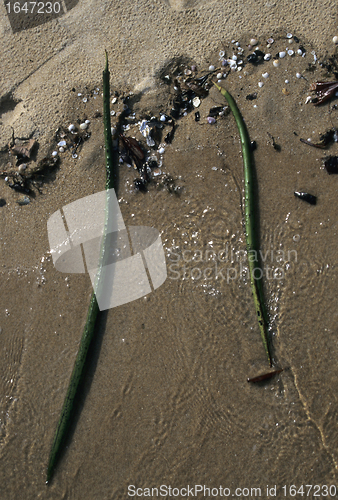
[1,4,338,499]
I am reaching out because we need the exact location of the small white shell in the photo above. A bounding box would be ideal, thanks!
[111,97,117,104]
[250,38,257,45]
[160,114,166,122]
[59,147,65,153]
[52,151,58,157]
[288,49,294,56]
[68,124,76,132]
[158,147,165,154]
[216,73,222,80]
[297,48,303,55]
[273,59,280,67]
[279,51,286,58]
[57,140,66,147]
[209,65,215,71]
[262,72,269,79]
[296,72,302,79]
[264,54,271,61]
[85,119,90,124]
[286,33,293,38]
[258,81,264,88]
[192,96,201,108]
[18,164,27,173]
[232,54,237,61]
[80,123,88,130]
[333,36,338,44]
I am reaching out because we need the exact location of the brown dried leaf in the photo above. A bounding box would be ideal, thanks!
[10,139,37,158]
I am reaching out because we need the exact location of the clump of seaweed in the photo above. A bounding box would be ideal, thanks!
[310,80,338,105]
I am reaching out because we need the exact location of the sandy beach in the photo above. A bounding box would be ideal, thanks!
[1,1,338,498]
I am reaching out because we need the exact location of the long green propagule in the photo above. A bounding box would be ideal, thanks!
[47,51,115,483]
[213,82,272,367]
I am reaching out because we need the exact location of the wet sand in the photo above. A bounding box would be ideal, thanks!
[1,1,338,498]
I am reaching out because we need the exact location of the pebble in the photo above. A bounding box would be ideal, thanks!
[273,59,280,67]
[279,51,286,58]
[0,199,6,207]
[207,117,216,124]
[18,164,27,173]
[17,195,30,206]
[68,124,76,132]
[333,36,338,44]
[80,122,88,130]
[209,65,215,71]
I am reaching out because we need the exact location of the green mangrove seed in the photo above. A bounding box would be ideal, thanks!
[47,52,115,483]
[213,82,272,366]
